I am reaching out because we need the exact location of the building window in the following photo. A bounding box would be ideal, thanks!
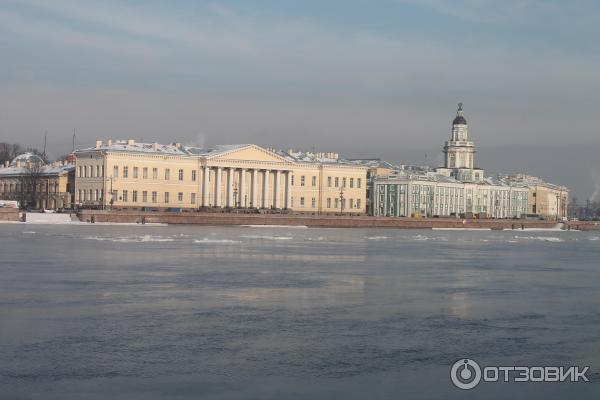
[132,190,138,202]
[327,198,331,208]
[164,192,170,203]
[178,169,184,181]
[327,177,332,187]
[96,165,101,177]
[122,190,128,202]
[311,197,316,208]
[300,197,305,206]
[165,169,170,180]
[142,191,148,202]
[335,177,339,187]
[178,192,183,202]
[301,176,305,186]
[334,198,339,208]
[152,191,157,203]
[350,178,354,188]
[356,199,361,209]
[123,166,129,178]
[143,167,148,179]
[349,198,353,208]
[342,177,347,188]
[357,178,361,188]
[133,167,138,179]
[291,175,294,185]
[192,170,197,181]
[312,176,316,186]
[153,168,158,179]
[191,193,196,204]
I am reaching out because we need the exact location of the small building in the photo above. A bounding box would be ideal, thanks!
[0,153,75,210]
[499,174,568,219]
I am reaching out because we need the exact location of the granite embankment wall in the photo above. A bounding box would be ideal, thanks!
[77,210,571,230]
[0,208,19,221]
[565,221,600,231]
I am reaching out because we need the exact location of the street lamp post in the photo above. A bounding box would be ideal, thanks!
[339,186,345,214]
[233,182,238,209]
[109,176,115,210]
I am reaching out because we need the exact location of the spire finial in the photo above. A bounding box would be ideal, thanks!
[458,102,463,112]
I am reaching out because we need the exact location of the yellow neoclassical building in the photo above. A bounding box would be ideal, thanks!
[74,140,367,214]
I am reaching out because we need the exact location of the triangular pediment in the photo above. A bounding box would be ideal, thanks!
[209,144,294,164]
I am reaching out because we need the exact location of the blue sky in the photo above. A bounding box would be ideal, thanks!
[1,0,600,198]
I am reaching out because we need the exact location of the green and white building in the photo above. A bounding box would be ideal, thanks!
[371,104,529,218]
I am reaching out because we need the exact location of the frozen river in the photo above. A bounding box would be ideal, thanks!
[0,224,599,399]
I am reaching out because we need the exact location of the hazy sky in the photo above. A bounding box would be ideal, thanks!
[1,0,599,199]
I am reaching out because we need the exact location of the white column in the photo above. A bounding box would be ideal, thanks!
[215,167,222,207]
[239,168,246,208]
[251,169,258,208]
[285,171,292,209]
[274,170,281,209]
[227,168,234,207]
[202,166,210,207]
[262,169,270,208]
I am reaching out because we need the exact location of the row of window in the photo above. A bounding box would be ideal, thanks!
[77,188,362,209]
[296,197,361,209]
[79,165,362,189]
[0,182,61,193]
[295,175,362,189]
[77,189,197,204]
[78,165,198,182]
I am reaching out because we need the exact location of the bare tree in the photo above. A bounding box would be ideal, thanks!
[0,143,24,165]
[18,160,45,209]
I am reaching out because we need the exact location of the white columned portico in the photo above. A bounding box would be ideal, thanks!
[239,168,246,208]
[227,168,234,207]
[274,170,281,209]
[215,167,222,207]
[285,171,292,209]
[202,166,210,207]
[262,169,270,208]
[251,169,258,208]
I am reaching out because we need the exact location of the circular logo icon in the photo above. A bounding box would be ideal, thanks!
[450,358,482,390]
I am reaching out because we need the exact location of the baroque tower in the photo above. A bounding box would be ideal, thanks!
[437,103,484,182]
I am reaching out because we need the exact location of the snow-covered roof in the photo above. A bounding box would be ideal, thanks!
[345,159,397,169]
[274,149,365,166]
[77,140,259,159]
[497,174,568,191]
[0,163,74,177]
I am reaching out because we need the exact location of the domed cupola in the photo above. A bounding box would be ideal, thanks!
[452,102,467,125]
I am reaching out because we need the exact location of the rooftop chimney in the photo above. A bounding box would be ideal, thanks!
[152,143,158,151]
[95,140,102,148]
[3,161,9,168]
[127,139,135,145]
[107,139,113,146]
